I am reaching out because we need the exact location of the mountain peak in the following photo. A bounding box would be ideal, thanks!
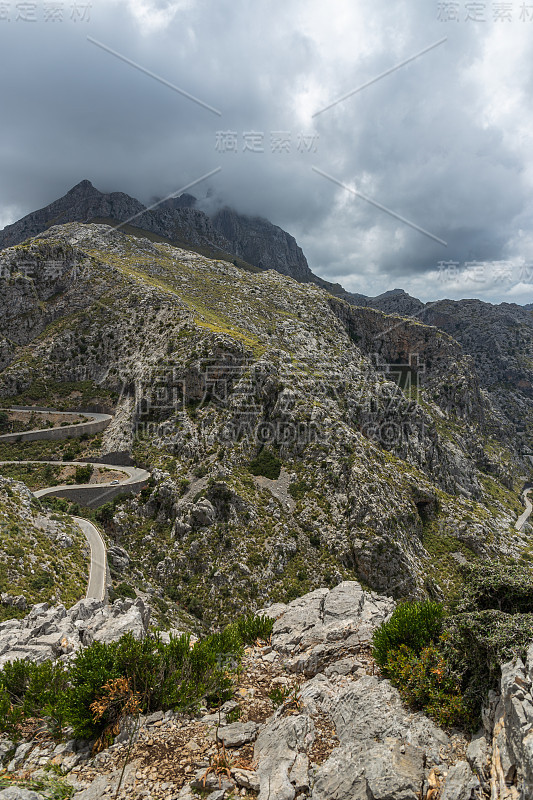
[67,179,97,195]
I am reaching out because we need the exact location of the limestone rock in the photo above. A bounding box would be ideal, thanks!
[268,581,394,675]
[216,721,259,748]
[298,672,449,800]
[440,761,479,800]
[255,714,314,800]
[488,642,533,798]
[0,790,45,800]
[232,768,260,792]
[0,597,150,666]
[107,545,130,573]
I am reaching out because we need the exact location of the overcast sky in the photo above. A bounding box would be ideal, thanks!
[1,0,532,304]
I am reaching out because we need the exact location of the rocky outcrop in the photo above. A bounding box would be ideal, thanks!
[0,789,46,799]
[5,580,533,800]
[256,582,475,800]
[0,180,145,250]
[0,593,27,611]
[0,222,528,618]
[353,290,533,447]
[484,643,533,798]
[0,597,150,667]
[211,207,314,280]
[0,181,315,281]
[265,581,395,676]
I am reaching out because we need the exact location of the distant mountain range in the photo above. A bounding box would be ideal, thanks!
[1,180,532,402]
[2,180,531,318]
[0,179,387,306]
[0,179,316,280]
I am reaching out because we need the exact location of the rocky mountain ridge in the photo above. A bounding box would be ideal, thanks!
[3,182,533,414]
[0,220,533,799]
[0,181,313,284]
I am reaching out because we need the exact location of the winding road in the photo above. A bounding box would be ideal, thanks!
[0,407,112,444]
[0,408,150,602]
[515,488,533,532]
[73,516,109,601]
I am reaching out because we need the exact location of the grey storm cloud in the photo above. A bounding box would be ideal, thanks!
[0,0,532,303]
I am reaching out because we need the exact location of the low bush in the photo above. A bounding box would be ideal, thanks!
[74,464,93,484]
[372,600,444,668]
[0,612,274,742]
[444,610,533,700]
[372,562,533,732]
[235,613,274,644]
[114,582,136,600]
[385,644,477,730]
[456,563,533,614]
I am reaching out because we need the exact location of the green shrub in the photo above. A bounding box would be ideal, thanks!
[444,610,533,693]
[115,582,136,600]
[193,464,209,478]
[178,477,190,496]
[0,686,22,737]
[268,685,292,707]
[248,448,282,480]
[0,658,33,703]
[372,600,444,668]
[0,659,69,738]
[372,563,533,733]
[234,614,274,644]
[74,464,93,484]
[29,570,54,592]
[385,644,477,730]
[456,563,533,614]
[0,612,273,739]
[288,479,314,500]
[226,705,241,722]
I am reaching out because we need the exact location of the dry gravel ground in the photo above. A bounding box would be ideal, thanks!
[67,643,321,798]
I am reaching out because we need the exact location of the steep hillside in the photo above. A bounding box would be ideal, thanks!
[360,291,533,449]
[0,223,530,625]
[0,476,88,618]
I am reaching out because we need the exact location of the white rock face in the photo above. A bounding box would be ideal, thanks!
[254,581,454,800]
[265,581,395,676]
[0,597,150,666]
[488,642,533,798]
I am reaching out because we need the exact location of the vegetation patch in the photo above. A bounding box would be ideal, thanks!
[248,448,282,480]
[0,614,274,743]
[372,562,533,731]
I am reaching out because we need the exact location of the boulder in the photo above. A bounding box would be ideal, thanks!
[232,768,260,792]
[440,761,479,800]
[0,594,27,611]
[255,714,314,800]
[107,545,129,573]
[312,741,426,800]
[297,672,449,800]
[268,581,394,675]
[0,597,150,666]
[189,498,216,527]
[217,721,259,747]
